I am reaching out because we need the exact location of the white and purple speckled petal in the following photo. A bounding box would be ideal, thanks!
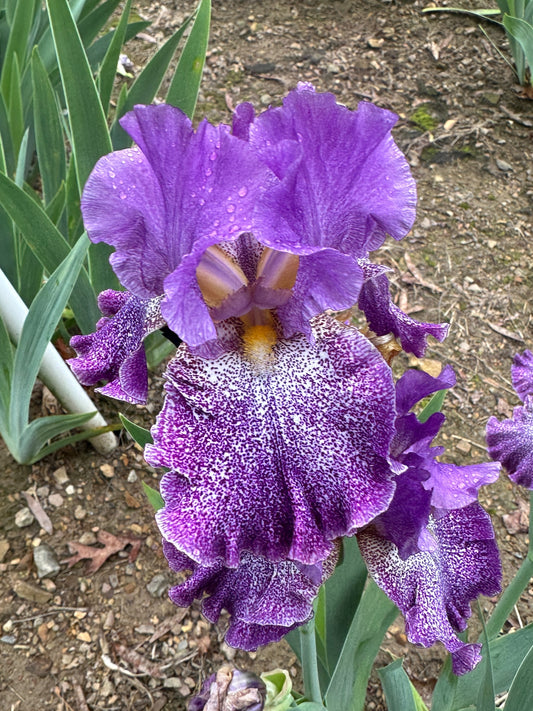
[69,291,165,404]
[163,541,336,650]
[511,350,533,401]
[358,503,501,675]
[358,263,449,357]
[147,315,397,567]
[81,104,269,302]
[487,397,533,489]
[251,84,417,256]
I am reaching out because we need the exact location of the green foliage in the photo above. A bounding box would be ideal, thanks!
[422,1,533,87]
[0,0,211,463]
[378,659,429,711]
[0,236,97,464]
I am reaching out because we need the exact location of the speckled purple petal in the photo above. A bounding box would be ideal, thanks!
[358,261,448,357]
[81,105,269,309]
[146,315,397,567]
[68,290,165,404]
[251,83,417,256]
[487,397,533,489]
[511,350,533,401]
[358,503,501,675]
[162,540,336,650]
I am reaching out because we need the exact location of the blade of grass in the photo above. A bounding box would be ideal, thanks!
[8,233,90,442]
[110,14,193,149]
[97,0,131,115]
[31,48,66,205]
[46,0,118,294]
[0,0,39,99]
[0,172,99,332]
[166,0,211,118]
[45,0,111,189]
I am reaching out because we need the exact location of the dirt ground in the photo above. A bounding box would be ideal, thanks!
[1,1,533,709]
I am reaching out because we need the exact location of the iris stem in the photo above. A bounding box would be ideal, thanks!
[299,617,323,705]
[484,490,533,640]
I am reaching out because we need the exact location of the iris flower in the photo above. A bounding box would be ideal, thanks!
[487,349,533,488]
[69,85,494,665]
[358,367,501,675]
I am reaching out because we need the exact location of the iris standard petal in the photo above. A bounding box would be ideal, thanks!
[358,503,501,675]
[81,104,269,313]
[251,83,417,256]
[69,291,165,404]
[163,541,336,651]
[146,315,397,567]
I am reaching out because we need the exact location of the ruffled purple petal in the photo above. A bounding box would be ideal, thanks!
[68,291,165,404]
[358,503,501,675]
[146,315,397,567]
[163,540,336,650]
[358,261,449,357]
[232,101,255,141]
[395,365,456,417]
[423,461,501,509]
[275,250,364,339]
[251,83,417,255]
[82,105,269,308]
[487,397,533,488]
[511,350,533,401]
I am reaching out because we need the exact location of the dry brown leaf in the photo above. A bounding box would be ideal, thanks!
[115,644,165,678]
[23,492,53,535]
[65,529,141,574]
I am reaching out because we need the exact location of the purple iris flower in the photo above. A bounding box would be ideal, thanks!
[358,367,501,675]
[68,85,463,652]
[487,349,533,488]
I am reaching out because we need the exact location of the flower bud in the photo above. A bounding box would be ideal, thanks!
[188,666,266,711]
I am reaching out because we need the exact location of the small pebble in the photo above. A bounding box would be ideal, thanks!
[1,635,16,645]
[146,574,168,598]
[15,507,35,528]
[127,470,138,483]
[53,466,69,486]
[74,506,87,520]
[2,620,13,633]
[79,532,97,545]
[100,464,115,479]
[496,158,512,172]
[65,485,75,496]
[48,493,64,508]
[34,544,61,578]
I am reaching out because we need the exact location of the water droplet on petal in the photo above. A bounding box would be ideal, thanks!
[119,192,127,200]
[227,204,235,213]
[205,167,212,177]
[209,151,217,161]
[108,170,116,179]
[238,186,248,197]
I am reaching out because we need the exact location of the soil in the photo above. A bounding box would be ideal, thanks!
[1,1,533,709]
